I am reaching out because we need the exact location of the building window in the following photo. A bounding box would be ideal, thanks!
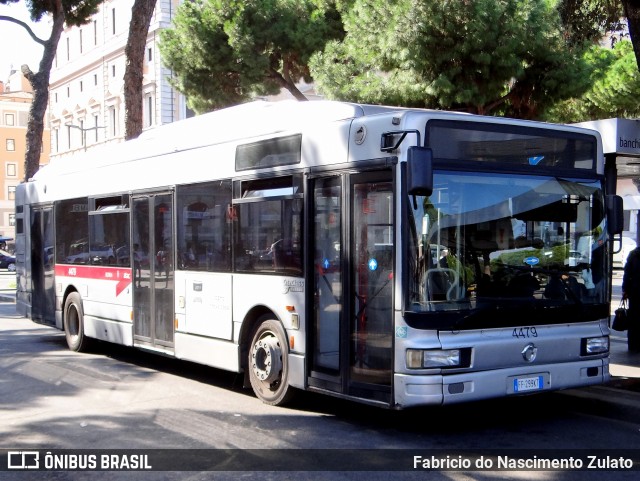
[6,163,17,177]
[6,139,15,151]
[112,8,116,35]
[9,214,15,227]
[66,37,70,61]
[148,47,152,62]
[8,186,16,201]
[112,65,116,77]
[93,114,100,142]
[67,86,70,98]
[93,20,97,45]
[94,74,98,86]
[109,107,117,137]
[54,92,58,103]
[145,95,154,127]
[54,129,59,153]
[5,113,14,126]
[80,80,83,92]
[79,29,83,53]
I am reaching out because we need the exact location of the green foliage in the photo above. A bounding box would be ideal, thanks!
[0,0,100,30]
[9,0,100,27]
[159,0,343,113]
[492,244,569,269]
[310,0,592,119]
[558,0,624,46]
[544,40,640,122]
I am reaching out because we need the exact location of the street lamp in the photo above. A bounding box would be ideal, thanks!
[66,123,106,152]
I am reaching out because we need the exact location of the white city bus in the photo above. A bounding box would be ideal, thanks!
[15,100,623,408]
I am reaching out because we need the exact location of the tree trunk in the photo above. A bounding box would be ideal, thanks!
[268,66,308,101]
[623,1,640,72]
[124,0,157,141]
[23,8,65,181]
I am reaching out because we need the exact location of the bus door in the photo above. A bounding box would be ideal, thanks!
[309,171,394,405]
[30,206,55,324]
[131,192,175,351]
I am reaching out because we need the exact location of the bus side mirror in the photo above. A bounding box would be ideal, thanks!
[407,147,433,197]
[606,194,624,236]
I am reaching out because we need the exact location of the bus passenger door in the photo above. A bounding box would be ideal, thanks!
[30,206,55,325]
[132,193,175,351]
[309,171,394,405]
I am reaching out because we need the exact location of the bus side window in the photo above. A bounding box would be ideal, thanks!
[55,198,89,265]
[233,184,302,276]
[176,180,232,272]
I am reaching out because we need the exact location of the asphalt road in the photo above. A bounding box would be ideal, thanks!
[0,270,639,480]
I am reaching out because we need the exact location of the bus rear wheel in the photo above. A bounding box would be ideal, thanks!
[64,292,91,352]
[248,317,294,406]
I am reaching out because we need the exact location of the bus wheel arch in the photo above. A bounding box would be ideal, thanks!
[243,310,295,406]
[63,290,91,352]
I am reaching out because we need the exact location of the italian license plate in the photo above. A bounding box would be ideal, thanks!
[513,375,544,393]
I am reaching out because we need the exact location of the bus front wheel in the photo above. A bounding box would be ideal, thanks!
[248,317,294,406]
[64,292,91,352]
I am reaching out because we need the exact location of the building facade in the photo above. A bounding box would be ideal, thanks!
[48,0,187,161]
[0,71,51,249]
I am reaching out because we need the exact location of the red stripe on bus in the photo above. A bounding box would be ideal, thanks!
[54,264,133,297]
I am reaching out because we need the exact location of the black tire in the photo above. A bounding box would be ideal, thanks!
[63,292,91,352]
[248,317,295,406]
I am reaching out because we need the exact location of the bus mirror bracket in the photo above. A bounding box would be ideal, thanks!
[381,130,421,153]
[407,146,433,197]
[605,194,624,236]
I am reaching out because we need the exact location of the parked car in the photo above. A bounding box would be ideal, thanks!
[613,236,637,269]
[0,252,16,271]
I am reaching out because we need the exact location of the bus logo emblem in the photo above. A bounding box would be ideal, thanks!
[521,343,538,362]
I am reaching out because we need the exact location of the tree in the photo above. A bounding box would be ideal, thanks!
[544,40,640,122]
[0,0,101,180]
[558,0,624,46]
[159,0,344,113]
[309,0,593,119]
[124,0,156,140]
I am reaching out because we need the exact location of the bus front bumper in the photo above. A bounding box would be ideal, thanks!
[394,357,609,408]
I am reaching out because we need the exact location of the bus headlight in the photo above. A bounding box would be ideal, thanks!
[582,336,609,355]
[406,349,465,369]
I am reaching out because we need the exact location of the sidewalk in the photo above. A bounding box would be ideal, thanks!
[603,269,640,390]
[0,270,15,303]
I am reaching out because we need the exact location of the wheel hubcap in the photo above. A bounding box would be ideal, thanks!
[251,334,282,384]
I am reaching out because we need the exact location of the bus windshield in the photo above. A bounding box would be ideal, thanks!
[406,171,608,327]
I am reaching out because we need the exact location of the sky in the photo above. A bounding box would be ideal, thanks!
[0,2,50,82]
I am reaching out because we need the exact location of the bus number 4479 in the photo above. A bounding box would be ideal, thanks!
[512,327,538,338]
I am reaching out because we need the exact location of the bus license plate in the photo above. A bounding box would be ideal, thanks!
[513,375,544,393]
